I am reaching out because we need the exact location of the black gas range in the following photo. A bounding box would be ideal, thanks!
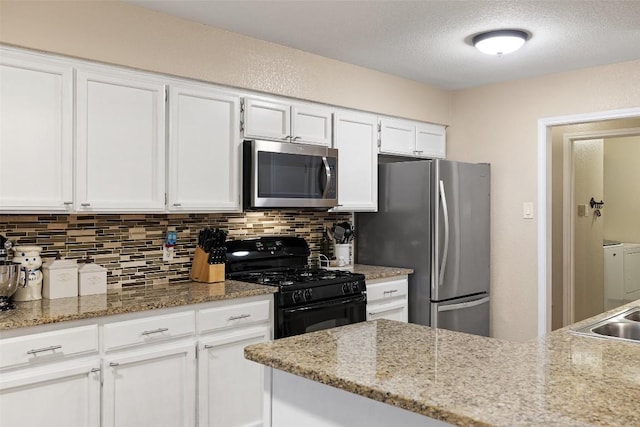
[226,236,366,339]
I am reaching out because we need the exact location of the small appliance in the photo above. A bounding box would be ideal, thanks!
[243,140,338,209]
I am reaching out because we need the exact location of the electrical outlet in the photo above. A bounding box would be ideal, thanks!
[163,245,175,261]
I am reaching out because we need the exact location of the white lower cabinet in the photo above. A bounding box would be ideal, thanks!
[198,326,270,427]
[0,295,273,427]
[103,342,196,427]
[0,359,101,427]
[366,276,409,322]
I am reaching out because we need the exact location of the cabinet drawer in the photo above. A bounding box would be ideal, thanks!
[103,311,195,351]
[0,325,99,369]
[367,277,408,302]
[199,300,271,334]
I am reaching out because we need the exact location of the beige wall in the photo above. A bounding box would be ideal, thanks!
[573,140,604,322]
[0,0,451,125]
[2,0,640,341]
[604,136,640,243]
[449,61,640,341]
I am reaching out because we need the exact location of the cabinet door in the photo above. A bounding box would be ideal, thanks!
[199,326,270,427]
[0,51,73,211]
[415,123,446,159]
[0,360,100,427]
[243,97,290,141]
[169,84,241,211]
[367,300,408,322]
[333,111,378,212]
[76,69,166,212]
[103,342,196,427]
[291,104,332,146]
[379,118,415,156]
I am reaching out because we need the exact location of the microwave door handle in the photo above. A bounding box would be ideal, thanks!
[321,156,331,198]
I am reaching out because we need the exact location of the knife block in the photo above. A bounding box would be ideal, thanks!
[190,247,225,283]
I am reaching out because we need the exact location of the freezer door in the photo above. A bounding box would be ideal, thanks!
[432,295,490,337]
[356,161,432,326]
[432,160,490,301]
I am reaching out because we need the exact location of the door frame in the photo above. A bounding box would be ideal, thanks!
[562,129,640,327]
[537,107,640,336]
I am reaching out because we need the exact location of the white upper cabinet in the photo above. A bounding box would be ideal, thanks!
[333,111,378,212]
[416,122,446,158]
[290,104,333,146]
[75,69,166,212]
[0,50,73,212]
[379,118,415,155]
[168,83,241,212]
[380,117,446,159]
[243,97,333,146]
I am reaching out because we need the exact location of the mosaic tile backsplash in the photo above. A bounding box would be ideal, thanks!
[0,211,352,289]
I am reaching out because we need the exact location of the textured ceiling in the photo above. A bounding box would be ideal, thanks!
[125,0,640,90]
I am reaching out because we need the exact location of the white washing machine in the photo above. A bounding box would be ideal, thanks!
[603,242,624,310]
[623,243,640,303]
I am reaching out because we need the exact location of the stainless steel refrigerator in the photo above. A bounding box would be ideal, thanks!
[356,159,491,336]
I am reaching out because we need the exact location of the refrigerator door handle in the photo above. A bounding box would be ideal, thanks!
[437,296,490,312]
[438,179,450,287]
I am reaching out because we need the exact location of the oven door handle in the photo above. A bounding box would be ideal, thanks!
[282,294,366,314]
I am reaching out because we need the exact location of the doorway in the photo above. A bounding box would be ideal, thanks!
[536,108,640,336]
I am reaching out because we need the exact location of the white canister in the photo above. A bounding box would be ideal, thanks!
[42,259,78,299]
[334,244,352,267]
[78,263,107,296]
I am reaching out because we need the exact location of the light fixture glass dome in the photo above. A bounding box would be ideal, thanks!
[473,30,528,55]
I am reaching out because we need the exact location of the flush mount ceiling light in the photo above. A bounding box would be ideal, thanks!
[472,29,529,55]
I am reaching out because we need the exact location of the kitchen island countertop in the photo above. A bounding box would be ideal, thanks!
[0,264,411,331]
[245,302,640,427]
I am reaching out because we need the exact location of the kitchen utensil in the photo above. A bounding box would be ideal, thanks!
[0,261,20,311]
[332,225,345,244]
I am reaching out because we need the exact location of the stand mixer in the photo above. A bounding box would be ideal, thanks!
[0,235,20,311]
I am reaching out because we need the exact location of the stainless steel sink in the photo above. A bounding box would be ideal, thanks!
[624,310,640,322]
[572,306,640,344]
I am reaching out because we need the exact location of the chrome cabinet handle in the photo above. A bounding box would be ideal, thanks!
[383,289,398,295]
[90,367,101,373]
[203,344,215,349]
[292,136,301,141]
[80,203,91,207]
[413,150,424,155]
[27,345,62,355]
[228,314,251,321]
[109,362,119,367]
[282,135,292,141]
[141,327,169,336]
[63,201,73,205]
[172,203,182,207]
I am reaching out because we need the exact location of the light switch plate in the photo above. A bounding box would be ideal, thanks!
[523,202,534,219]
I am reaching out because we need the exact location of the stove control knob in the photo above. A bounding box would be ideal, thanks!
[351,282,360,293]
[342,283,350,294]
[304,289,312,301]
[292,291,303,303]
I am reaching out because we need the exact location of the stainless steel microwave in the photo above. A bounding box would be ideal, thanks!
[243,139,338,209]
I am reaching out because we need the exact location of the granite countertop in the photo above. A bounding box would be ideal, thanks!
[351,264,413,279]
[0,280,276,331]
[245,303,640,427]
[0,265,411,331]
